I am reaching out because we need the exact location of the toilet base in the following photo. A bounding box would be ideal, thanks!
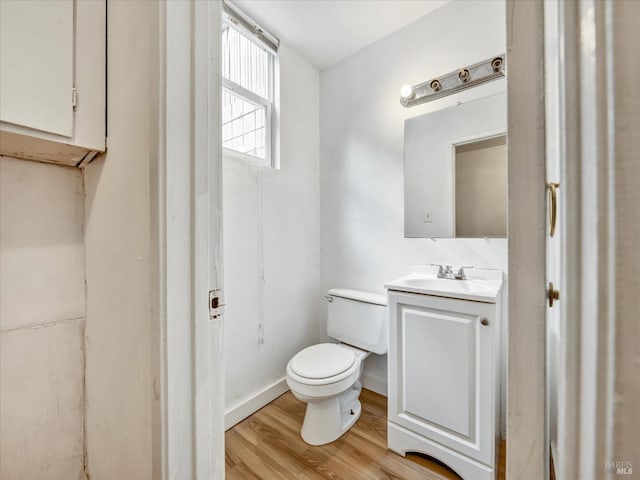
[300,382,363,446]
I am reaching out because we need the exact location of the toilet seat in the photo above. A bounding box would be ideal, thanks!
[290,343,356,379]
[287,343,361,388]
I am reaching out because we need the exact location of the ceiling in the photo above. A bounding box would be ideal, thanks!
[232,0,450,69]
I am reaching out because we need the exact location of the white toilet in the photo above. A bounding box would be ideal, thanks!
[286,288,387,446]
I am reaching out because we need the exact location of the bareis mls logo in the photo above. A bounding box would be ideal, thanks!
[605,460,633,475]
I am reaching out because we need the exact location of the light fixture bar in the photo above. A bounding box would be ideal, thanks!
[400,54,505,108]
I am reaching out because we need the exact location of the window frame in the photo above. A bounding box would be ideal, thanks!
[221,11,278,168]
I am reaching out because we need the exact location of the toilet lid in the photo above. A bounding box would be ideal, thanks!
[290,343,356,379]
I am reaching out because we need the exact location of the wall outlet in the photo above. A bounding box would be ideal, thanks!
[424,211,432,223]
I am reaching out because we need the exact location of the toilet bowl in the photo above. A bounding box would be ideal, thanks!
[286,343,370,445]
[285,289,387,446]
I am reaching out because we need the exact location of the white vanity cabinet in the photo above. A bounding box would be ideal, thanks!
[387,288,501,480]
[0,0,106,167]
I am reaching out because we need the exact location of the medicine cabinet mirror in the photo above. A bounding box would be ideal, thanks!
[404,92,507,238]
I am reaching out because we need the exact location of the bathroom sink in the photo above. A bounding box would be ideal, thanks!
[385,267,502,303]
[402,277,491,294]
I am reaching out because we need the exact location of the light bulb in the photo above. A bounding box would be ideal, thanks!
[400,84,414,99]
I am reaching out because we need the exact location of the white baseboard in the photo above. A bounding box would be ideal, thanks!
[224,377,289,430]
[362,373,387,397]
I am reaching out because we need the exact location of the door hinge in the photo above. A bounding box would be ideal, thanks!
[72,88,78,111]
[209,289,225,319]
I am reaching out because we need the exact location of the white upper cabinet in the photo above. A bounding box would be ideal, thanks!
[0,0,105,167]
[1,0,74,137]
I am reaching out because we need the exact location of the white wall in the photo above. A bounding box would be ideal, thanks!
[0,156,85,479]
[223,44,322,426]
[319,0,507,410]
[83,1,154,477]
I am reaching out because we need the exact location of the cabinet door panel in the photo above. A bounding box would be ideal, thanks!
[402,307,476,438]
[0,0,74,137]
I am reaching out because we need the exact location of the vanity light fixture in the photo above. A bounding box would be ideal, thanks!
[400,54,506,108]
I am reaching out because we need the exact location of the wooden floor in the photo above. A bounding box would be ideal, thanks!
[226,389,506,480]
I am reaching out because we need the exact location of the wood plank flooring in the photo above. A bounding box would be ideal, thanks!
[226,389,506,480]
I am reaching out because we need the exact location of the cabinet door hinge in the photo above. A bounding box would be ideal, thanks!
[72,88,78,111]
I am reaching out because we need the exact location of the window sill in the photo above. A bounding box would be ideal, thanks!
[222,147,276,169]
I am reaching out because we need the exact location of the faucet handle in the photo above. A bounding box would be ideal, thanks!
[430,264,444,275]
[456,266,473,280]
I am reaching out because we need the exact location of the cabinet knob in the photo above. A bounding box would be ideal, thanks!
[480,318,489,326]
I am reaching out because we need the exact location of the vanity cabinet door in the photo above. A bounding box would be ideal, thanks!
[388,291,496,466]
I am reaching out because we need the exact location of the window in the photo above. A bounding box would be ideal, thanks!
[222,3,278,166]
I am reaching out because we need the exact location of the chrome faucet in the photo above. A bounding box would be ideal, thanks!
[436,265,472,280]
[437,265,456,279]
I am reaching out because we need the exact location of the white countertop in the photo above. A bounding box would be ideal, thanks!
[385,265,503,303]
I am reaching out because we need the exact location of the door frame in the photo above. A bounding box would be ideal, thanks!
[152,0,224,478]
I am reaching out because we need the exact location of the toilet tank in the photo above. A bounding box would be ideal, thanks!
[326,289,388,355]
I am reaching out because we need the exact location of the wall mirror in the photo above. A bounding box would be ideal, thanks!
[404,93,507,238]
